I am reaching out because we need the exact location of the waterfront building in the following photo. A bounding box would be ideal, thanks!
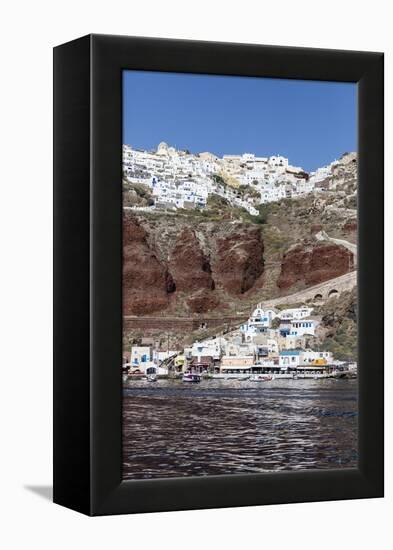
[130,345,152,366]
[300,350,333,364]
[220,356,254,373]
[191,338,224,360]
[189,355,215,373]
[279,350,301,368]
[255,344,269,359]
[225,341,254,357]
[221,356,254,367]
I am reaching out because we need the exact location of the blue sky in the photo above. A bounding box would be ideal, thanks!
[123,71,356,172]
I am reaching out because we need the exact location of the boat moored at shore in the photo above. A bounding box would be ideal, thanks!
[182,373,201,383]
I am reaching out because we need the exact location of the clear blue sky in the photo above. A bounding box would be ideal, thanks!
[123,70,356,172]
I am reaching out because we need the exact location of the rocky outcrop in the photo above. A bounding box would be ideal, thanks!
[311,288,358,361]
[168,228,218,313]
[214,226,264,294]
[277,241,354,290]
[168,228,214,292]
[123,215,175,315]
[186,289,220,313]
[122,214,266,314]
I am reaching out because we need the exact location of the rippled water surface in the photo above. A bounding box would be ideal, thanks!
[122,379,358,480]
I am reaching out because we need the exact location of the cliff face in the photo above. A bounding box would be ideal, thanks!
[214,227,264,294]
[168,227,218,314]
[123,216,175,315]
[168,228,214,292]
[123,152,357,317]
[277,241,354,290]
[123,212,265,315]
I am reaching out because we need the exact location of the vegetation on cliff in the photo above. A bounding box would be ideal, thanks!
[312,288,358,361]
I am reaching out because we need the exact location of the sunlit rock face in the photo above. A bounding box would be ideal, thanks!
[277,241,354,290]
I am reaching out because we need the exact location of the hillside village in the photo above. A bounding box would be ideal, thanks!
[123,301,356,380]
[122,143,358,380]
[123,142,355,215]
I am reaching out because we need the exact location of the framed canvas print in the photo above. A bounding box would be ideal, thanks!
[53,34,384,516]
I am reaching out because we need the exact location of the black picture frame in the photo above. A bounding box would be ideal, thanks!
[53,34,384,516]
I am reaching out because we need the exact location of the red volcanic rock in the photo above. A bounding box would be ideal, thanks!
[123,215,174,315]
[214,226,264,294]
[122,216,265,314]
[169,228,214,292]
[277,242,354,290]
[186,289,220,313]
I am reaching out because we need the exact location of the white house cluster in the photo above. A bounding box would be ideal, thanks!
[123,142,337,216]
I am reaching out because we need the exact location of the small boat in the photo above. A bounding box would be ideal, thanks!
[147,374,157,382]
[182,373,201,383]
[249,374,272,382]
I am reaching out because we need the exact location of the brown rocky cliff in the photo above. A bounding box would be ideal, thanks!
[213,226,264,294]
[122,214,267,315]
[168,227,219,314]
[186,289,220,314]
[123,215,175,315]
[277,241,354,290]
[168,228,214,292]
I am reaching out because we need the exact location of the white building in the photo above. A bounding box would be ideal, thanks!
[191,338,224,360]
[289,319,318,337]
[240,306,278,341]
[122,143,316,215]
[130,345,152,367]
[266,338,279,355]
[279,350,301,368]
[250,306,277,326]
[268,155,289,169]
[309,164,333,186]
[225,342,255,357]
[278,306,313,320]
[300,350,333,364]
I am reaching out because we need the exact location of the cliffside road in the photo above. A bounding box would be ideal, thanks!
[315,230,357,265]
[262,270,357,308]
[123,314,249,334]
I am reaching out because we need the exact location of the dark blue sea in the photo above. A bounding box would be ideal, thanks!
[122,378,358,479]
